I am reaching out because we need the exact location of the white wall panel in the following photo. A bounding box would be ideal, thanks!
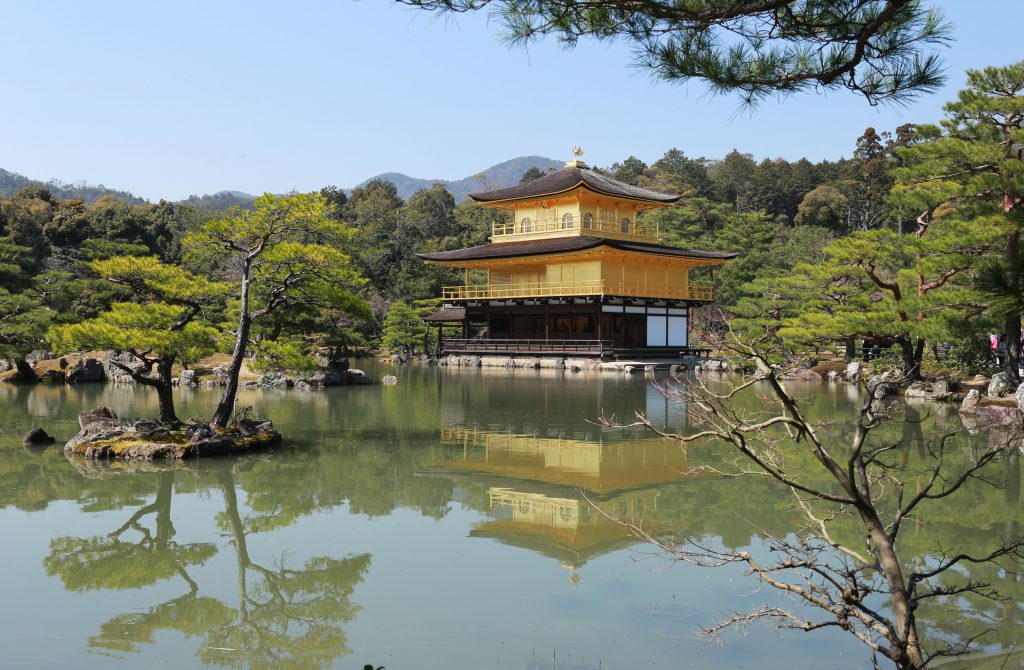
[647,315,667,346]
[668,316,688,346]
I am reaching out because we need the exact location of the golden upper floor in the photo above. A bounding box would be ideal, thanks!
[469,160,678,245]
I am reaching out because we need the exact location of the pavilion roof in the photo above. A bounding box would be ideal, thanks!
[423,306,465,322]
[469,165,680,205]
[417,236,738,263]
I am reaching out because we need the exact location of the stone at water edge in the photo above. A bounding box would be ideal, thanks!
[66,357,106,384]
[382,375,399,385]
[102,351,146,383]
[1015,382,1024,410]
[845,361,861,382]
[345,369,372,385]
[178,369,198,386]
[23,428,55,445]
[987,372,1011,397]
[960,389,981,414]
[258,372,292,389]
[79,406,118,429]
[904,381,953,401]
[25,350,54,365]
[868,376,895,400]
[782,368,823,382]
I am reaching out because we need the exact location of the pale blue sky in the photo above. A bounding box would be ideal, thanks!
[2,1,1020,201]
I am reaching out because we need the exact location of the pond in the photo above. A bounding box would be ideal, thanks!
[0,362,1020,669]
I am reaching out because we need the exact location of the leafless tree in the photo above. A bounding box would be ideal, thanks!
[599,344,1024,669]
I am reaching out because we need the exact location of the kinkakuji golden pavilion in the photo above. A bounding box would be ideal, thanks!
[418,154,736,359]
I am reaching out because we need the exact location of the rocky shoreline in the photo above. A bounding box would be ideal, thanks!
[1,349,372,389]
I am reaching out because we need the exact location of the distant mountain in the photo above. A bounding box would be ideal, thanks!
[179,190,257,210]
[0,168,145,204]
[0,155,563,211]
[354,156,562,202]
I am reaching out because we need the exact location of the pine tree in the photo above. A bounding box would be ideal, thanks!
[891,60,1024,380]
[47,256,225,423]
[184,193,368,428]
[381,301,426,358]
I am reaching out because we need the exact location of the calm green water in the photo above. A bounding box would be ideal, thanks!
[0,362,1020,669]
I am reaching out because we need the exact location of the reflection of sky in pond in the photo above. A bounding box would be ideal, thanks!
[0,360,1020,669]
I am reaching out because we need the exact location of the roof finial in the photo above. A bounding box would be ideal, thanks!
[566,146,588,169]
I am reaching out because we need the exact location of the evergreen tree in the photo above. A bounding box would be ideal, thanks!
[185,193,368,428]
[47,256,225,423]
[399,0,951,106]
[381,301,426,357]
[777,218,995,378]
[519,166,545,183]
[891,60,1024,380]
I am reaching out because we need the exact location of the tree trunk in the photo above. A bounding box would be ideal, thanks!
[120,357,178,424]
[155,359,178,424]
[212,265,252,428]
[1004,229,1021,383]
[844,339,855,363]
[216,469,251,625]
[863,515,925,669]
[154,471,175,551]
[898,337,923,381]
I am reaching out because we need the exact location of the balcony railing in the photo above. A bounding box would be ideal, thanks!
[442,338,614,355]
[441,280,714,302]
[492,216,659,241]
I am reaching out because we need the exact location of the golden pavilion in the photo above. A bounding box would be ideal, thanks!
[419,153,736,358]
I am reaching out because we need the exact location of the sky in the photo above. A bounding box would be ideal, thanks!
[2,0,1021,202]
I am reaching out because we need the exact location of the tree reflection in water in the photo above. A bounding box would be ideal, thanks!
[42,461,370,669]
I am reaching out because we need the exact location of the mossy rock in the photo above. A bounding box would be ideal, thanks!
[64,413,282,460]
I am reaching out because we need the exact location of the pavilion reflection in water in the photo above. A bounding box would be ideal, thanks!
[437,425,712,575]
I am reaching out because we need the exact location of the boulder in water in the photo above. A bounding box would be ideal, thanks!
[23,428,55,445]
[79,406,118,429]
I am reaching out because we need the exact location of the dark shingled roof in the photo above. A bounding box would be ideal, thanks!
[417,236,738,263]
[423,307,465,322]
[469,166,680,204]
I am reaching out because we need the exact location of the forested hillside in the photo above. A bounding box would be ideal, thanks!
[0,168,145,205]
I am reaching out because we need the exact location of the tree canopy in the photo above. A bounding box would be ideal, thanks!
[396,0,951,105]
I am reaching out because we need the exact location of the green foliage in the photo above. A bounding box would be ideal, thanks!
[0,236,35,289]
[890,59,1024,375]
[185,193,370,425]
[400,0,951,106]
[0,288,51,359]
[770,218,995,375]
[49,303,218,362]
[47,256,225,421]
[381,301,426,356]
[610,156,649,185]
[519,166,546,183]
[795,185,848,229]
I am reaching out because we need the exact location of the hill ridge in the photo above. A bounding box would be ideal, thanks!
[0,155,562,209]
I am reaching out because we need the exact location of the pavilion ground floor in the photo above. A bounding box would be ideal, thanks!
[427,296,711,359]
